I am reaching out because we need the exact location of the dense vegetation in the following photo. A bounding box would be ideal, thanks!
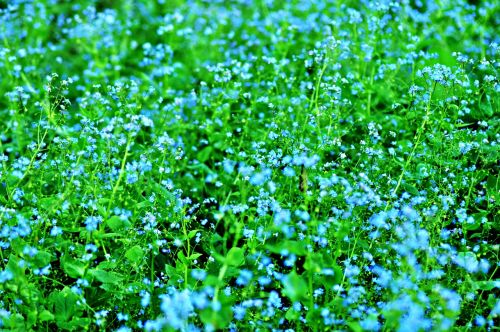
[0,0,499,331]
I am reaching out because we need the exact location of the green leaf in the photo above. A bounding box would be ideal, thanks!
[347,321,364,332]
[188,229,200,239]
[49,287,78,324]
[39,197,59,211]
[90,269,124,285]
[197,146,213,162]
[401,183,419,196]
[33,250,52,267]
[486,175,499,200]
[285,307,300,321]
[282,271,307,302]
[464,221,481,231]
[61,257,85,278]
[27,310,37,328]
[135,200,153,210]
[473,281,499,291]
[125,245,145,264]
[189,253,202,261]
[304,254,321,272]
[164,264,182,280]
[95,232,123,239]
[226,247,245,266]
[58,318,91,331]
[5,255,26,290]
[39,309,55,322]
[177,251,188,265]
[199,306,232,329]
[106,216,131,231]
[0,182,8,203]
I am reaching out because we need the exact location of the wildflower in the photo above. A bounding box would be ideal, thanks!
[250,168,272,186]
[453,252,479,273]
[439,288,461,312]
[475,316,486,327]
[0,269,13,283]
[141,291,151,307]
[283,166,295,177]
[159,289,194,330]
[360,316,380,331]
[233,305,246,320]
[268,291,282,309]
[273,209,291,225]
[84,216,101,232]
[191,269,207,281]
[236,270,253,286]
[50,226,63,236]
[33,264,51,276]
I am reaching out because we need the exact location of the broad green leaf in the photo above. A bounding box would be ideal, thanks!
[226,247,245,266]
[164,264,182,280]
[70,317,91,328]
[61,257,85,278]
[39,197,59,211]
[125,245,145,264]
[282,271,307,302]
[463,221,481,231]
[304,254,322,272]
[401,183,419,196]
[49,287,78,324]
[39,310,55,322]
[197,146,213,162]
[347,321,364,332]
[33,250,52,267]
[135,200,153,210]
[106,216,131,231]
[90,269,123,285]
[27,310,37,328]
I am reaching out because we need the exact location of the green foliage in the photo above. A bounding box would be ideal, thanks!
[0,0,498,331]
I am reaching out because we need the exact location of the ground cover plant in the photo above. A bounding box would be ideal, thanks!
[0,0,499,331]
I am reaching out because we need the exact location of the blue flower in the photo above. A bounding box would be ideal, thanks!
[191,269,207,281]
[117,313,128,321]
[475,316,486,326]
[439,288,461,312]
[360,316,380,331]
[295,209,310,221]
[453,252,478,273]
[250,168,271,186]
[34,264,51,276]
[0,269,13,283]
[273,209,291,225]
[258,276,271,286]
[236,270,253,286]
[141,291,151,307]
[233,305,246,320]
[283,166,295,177]
[159,289,194,330]
[268,291,282,309]
[222,159,236,174]
[84,216,101,232]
